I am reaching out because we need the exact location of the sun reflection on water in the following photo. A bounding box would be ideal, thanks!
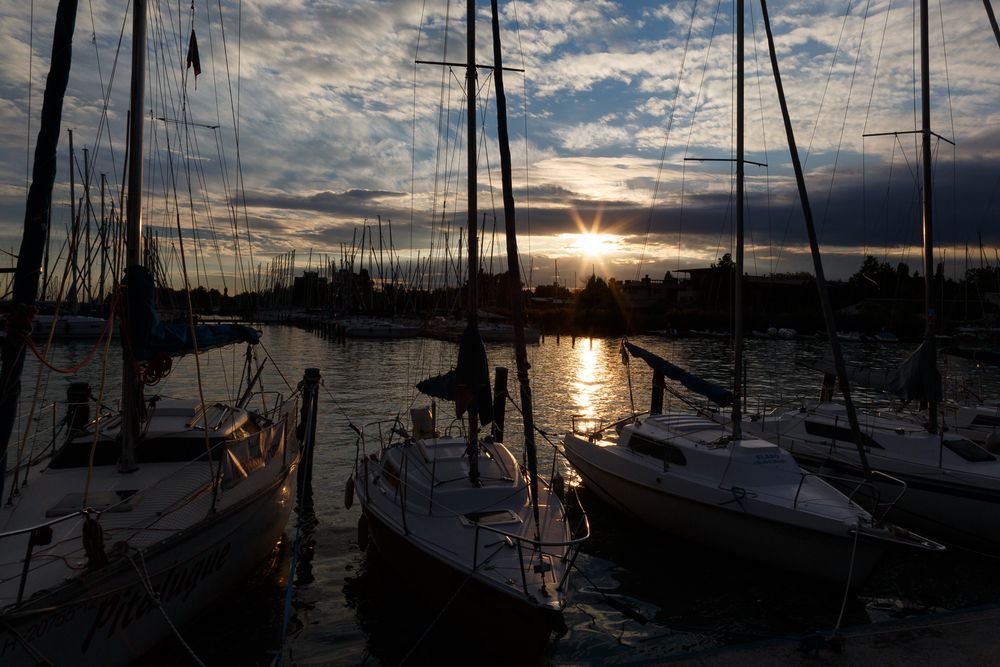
[571,337,602,421]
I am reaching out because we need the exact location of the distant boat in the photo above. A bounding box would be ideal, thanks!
[423,316,540,343]
[36,314,115,338]
[750,327,795,339]
[0,313,116,340]
[0,4,316,664]
[875,329,899,343]
[339,316,419,339]
[649,327,680,338]
[689,328,729,338]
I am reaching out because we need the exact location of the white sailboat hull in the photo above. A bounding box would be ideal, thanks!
[0,462,297,666]
[753,402,1000,550]
[805,452,1000,550]
[562,424,888,587]
[0,401,302,666]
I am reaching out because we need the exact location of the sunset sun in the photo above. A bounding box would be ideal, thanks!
[568,232,616,258]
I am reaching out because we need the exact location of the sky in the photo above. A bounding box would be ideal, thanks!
[1,0,999,294]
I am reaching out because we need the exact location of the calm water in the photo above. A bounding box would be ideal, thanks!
[9,326,1000,665]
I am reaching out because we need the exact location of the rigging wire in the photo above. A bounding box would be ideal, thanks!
[206,1,243,294]
[678,0,727,272]
[860,0,895,262]
[636,0,699,281]
[770,0,859,273]
[819,0,875,244]
[935,0,959,264]
[215,0,253,295]
[24,0,34,197]
[747,0,772,277]
[410,0,430,297]
[510,0,532,288]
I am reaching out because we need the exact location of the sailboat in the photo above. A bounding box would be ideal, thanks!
[745,1,1000,551]
[350,0,588,655]
[562,0,941,587]
[0,3,318,664]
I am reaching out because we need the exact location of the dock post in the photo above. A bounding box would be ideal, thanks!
[491,366,508,442]
[297,368,321,497]
[651,370,664,415]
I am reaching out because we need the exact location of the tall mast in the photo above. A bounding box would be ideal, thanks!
[0,0,80,501]
[919,0,938,432]
[759,0,871,475]
[466,0,478,329]
[68,128,77,308]
[83,145,91,303]
[491,0,541,540]
[99,172,106,303]
[460,0,482,484]
[126,0,145,280]
[732,0,745,439]
[120,0,147,471]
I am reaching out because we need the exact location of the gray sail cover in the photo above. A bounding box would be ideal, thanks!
[415,322,493,426]
[811,340,941,403]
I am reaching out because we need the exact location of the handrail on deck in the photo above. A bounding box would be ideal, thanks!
[470,489,591,597]
[0,507,91,542]
[571,412,646,439]
[791,468,908,524]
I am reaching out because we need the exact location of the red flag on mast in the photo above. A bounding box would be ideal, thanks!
[186,29,201,78]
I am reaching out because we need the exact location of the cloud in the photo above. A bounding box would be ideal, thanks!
[1,1,998,290]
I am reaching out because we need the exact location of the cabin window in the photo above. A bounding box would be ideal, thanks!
[943,439,996,462]
[627,433,687,466]
[803,420,883,449]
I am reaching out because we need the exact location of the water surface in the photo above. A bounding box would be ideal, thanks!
[10,327,1000,665]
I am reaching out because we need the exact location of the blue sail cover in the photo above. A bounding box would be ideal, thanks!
[415,322,493,426]
[624,341,733,407]
[126,265,259,362]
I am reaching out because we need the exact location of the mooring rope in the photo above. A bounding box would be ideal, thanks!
[126,549,207,667]
[835,519,862,631]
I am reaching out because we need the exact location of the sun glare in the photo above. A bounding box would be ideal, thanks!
[568,232,616,258]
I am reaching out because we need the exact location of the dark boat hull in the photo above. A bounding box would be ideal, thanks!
[360,506,561,660]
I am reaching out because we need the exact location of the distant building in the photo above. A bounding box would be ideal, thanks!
[618,274,682,309]
[293,271,328,309]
